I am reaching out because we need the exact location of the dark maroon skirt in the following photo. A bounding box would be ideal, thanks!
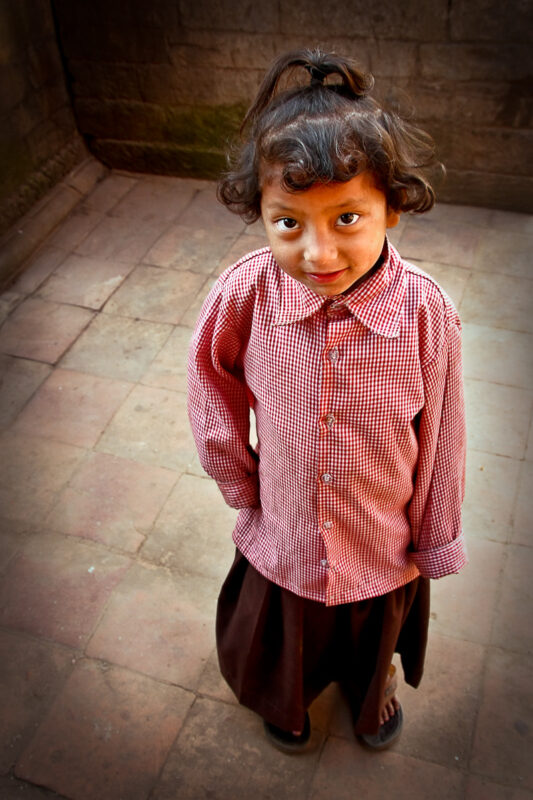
[216,549,430,735]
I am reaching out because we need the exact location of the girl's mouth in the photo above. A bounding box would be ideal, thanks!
[307,268,346,284]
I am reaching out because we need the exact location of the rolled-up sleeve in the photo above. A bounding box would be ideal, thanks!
[187,280,260,510]
[408,315,468,578]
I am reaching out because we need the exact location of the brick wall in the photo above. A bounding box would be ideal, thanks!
[51,0,533,212]
[0,0,86,236]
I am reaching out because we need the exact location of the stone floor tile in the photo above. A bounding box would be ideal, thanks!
[152,696,323,800]
[488,208,533,235]
[140,324,191,393]
[323,682,354,740]
[424,203,493,228]
[470,649,532,790]
[140,473,237,578]
[462,324,533,390]
[102,264,205,324]
[512,460,533,546]
[0,518,31,570]
[11,368,133,448]
[0,630,74,773]
[143,223,240,273]
[463,450,520,543]
[408,259,470,308]
[111,174,199,224]
[0,775,69,798]
[0,290,24,324]
[0,482,60,526]
[64,157,106,197]
[394,634,485,768]
[464,379,532,459]
[0,431,86,494]
[37,253,135,310]
[399,216,483,268]
[75,215,170,262]
[491,544,533,653]
[46,451,177,552]
[59,313,172,382]
[0,355,51,429]
[196,647,239,705]
[0,298,94,363]
[430,538,504,644]
[96,384,197,471]
[460,272,533,333]
[15,659,193,800]
[179,276,215,327]
[0,533,131,648]
[82,173,138,214]
[44,206,104,252]
[176,184,245,232]
[10,246,66,295]
[310,736,466,800]
[473,230,532,278]
[86,564,218,688]
[215,233,270,275]
[466,775,533,799]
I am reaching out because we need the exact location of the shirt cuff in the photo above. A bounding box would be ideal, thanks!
[218,473,260,509]
[409,532,468,579]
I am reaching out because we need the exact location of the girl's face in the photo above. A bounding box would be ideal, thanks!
[260,168,400,297]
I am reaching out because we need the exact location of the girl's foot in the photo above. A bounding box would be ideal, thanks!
[380,663,401,724]
[358,664,403,750]
[263,712,311,754]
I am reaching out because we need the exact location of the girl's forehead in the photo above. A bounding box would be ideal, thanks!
[260,167,383,205]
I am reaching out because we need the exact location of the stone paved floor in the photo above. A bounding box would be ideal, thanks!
[0,163,532,800]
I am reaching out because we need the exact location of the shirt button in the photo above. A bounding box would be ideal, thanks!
[327,304,342,317]
[320,558,328,567]
[321,473,333,484]
[327,348,339,363]
[323,520,333,529]
[325,413,335,429]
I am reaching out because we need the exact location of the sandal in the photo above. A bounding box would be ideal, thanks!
[358,664,403,750]
[263,712,311,754]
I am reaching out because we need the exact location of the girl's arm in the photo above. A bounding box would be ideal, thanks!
[408,313,468,578]
[187,280,260,510]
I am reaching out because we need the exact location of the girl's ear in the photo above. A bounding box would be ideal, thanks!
[386,209,401,228]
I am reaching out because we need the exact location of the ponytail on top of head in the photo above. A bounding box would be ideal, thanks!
[217,48,441,223]
[241,49,374,133]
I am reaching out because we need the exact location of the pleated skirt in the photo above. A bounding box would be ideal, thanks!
[216,549,430,735]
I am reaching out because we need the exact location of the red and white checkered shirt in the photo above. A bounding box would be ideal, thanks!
[187,242,467,605]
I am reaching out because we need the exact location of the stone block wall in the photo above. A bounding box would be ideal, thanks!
[51,0,533,212]
[0,0,86,236]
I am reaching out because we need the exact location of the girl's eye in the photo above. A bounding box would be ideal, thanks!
[274,217,299,231]
[337,212,359,227]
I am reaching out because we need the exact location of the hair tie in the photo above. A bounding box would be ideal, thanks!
[305,65,327,86]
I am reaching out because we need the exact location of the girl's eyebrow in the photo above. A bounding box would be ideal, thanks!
[263,197,366,214]
[324,198,367,211]
[262,202,297,214]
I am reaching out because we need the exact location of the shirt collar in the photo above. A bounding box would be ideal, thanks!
[274,239,406,337]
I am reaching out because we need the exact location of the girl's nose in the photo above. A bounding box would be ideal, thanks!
[303,229,338,267]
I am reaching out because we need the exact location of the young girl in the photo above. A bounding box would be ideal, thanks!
[187,48,467,753]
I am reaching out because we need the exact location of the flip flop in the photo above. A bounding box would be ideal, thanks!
[263,712,311,754]
[358,703,403,750]
[358,664,403,750]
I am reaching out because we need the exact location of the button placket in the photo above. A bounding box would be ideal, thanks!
[318,314,343,582]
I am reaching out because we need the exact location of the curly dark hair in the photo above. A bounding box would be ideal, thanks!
[217,49,441,223]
